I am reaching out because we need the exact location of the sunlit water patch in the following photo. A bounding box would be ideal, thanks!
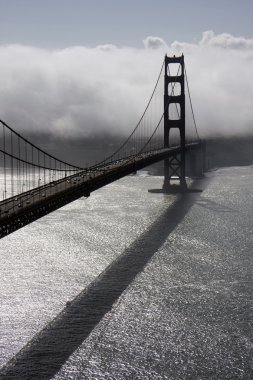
[0,174,175,368]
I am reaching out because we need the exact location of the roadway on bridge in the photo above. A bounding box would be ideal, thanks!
[0,149,172,218]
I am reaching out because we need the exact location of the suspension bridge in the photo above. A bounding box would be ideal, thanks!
[0,54,204,239]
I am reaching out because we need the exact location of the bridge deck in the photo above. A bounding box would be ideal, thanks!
[0,143,200,238]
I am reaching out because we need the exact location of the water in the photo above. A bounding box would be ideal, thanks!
[0,167,253,379]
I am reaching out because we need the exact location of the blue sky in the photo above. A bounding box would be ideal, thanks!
[0,0,252,47]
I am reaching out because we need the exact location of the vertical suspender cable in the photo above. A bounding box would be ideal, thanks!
[3,124,7,200]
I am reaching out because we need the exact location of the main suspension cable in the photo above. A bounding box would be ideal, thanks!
[0,119,84,170]
[90,58,165,167]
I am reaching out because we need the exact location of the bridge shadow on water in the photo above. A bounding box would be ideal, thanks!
[0,179,208,380]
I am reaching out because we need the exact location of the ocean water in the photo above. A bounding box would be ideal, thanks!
[0,174,173,370]
[0,167,253,379]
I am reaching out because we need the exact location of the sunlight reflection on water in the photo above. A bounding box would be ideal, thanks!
[1,167,253,379]
[0,174,173,368]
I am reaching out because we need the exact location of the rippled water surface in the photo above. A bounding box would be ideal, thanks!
[1,167,253,379]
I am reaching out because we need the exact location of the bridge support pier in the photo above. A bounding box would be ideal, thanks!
[186,141,206,178]
[163,54,187,193]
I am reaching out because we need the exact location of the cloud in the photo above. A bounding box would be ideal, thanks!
[0,31,253,141]
[199,30,253,50]
[143,36,168,50]
[0,43,165,139]
[171,32,253,137]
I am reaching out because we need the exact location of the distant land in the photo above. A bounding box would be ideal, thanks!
[17,132,253,173]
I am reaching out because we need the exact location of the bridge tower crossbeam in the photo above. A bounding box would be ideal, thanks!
[163,54,187,192]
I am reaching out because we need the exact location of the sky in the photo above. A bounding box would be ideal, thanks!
[0,0,253,139]
[1,0,253,48]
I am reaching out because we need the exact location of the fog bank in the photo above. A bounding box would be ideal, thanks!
[0,31,253,139]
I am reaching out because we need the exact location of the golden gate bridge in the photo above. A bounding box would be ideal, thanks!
[0,55,204,239]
